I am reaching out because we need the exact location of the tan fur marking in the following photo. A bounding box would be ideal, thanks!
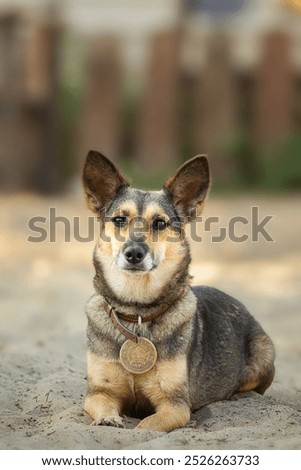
[143,203,169,223]
[85,352,134,423]
[164,237,186,260]
[87,351,134,397]
[111,201,138,219]
[134,358,187,405]
[155,358,188,396]
[142,202,182,246]
[134,358,190,431]
[98,202,137,258]
[97,234,113,257]
[84,393,122,423]
[237,379,261,393]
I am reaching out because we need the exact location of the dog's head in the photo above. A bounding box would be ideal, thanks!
[83,151,210,302]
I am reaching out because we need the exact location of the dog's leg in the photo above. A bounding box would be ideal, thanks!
[84,352,134,427]
[236,332,275,395]
[136,402,190,432]
[135,358,191,432]
[85,393,125,427]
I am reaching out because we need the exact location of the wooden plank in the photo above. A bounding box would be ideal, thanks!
[136,28,181,173]
[194,33,237,185]
[253,30,293,148]
[78,36,122,165]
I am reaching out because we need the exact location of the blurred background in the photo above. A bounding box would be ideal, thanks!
[0,0,301,192]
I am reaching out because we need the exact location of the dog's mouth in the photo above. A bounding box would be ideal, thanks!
[122,263,158,274]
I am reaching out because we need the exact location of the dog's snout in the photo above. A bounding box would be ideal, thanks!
[123,243,147,265]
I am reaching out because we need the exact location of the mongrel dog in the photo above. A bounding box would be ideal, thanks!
[82,150,275,432]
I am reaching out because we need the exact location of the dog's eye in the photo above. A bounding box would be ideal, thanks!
[112,216,127,227]
[152,218,168,231]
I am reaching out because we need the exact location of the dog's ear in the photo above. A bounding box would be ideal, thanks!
[163,155,210,221]
[83,150,129,214]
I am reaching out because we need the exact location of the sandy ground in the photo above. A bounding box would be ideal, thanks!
[0,193,301,450]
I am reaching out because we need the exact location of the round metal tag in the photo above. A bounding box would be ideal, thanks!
[119,337,157,374]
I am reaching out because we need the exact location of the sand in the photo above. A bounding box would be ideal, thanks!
[0,193,300,450]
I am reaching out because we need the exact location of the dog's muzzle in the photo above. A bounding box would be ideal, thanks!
[117,241,154,272]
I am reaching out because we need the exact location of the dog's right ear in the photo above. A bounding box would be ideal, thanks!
[83,150,129,215]
[163,155,210,222]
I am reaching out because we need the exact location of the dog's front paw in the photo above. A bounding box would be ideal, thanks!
[91,416,125,428]
[136,406,190,432]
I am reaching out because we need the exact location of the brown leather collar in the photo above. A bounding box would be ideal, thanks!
[102,299,169,323]
[103,299,169,343]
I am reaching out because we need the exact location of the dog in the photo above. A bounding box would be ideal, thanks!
[82,150,275,432]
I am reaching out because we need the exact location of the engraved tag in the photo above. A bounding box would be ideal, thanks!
[119,337,157,374]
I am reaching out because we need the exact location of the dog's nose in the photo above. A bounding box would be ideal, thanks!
[123,244,147,265]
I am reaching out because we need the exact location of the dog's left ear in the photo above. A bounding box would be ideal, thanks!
[163,155,210,221]
[83,150,129,215]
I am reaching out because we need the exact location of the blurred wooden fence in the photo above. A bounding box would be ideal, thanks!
[0,11,62,193]
[0,11,300,193]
